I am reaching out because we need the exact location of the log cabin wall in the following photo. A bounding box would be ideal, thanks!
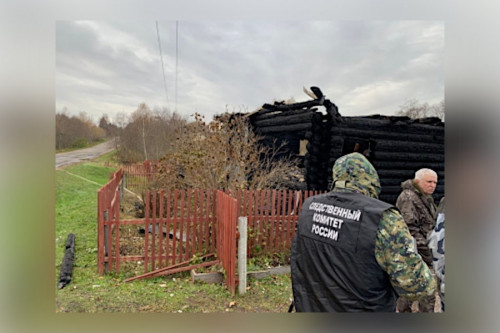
[327,115,444,204]
[247,87,444,205]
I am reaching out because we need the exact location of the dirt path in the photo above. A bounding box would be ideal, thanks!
[56,139,116,169]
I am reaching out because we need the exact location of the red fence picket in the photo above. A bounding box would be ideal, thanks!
[215,190,238,295]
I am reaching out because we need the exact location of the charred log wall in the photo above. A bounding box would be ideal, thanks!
[327,115,444,204]
[248,87,444,205]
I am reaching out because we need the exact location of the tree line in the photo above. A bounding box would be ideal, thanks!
[56,110,112,150]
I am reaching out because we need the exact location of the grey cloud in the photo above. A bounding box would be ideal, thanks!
[56,20,444,122]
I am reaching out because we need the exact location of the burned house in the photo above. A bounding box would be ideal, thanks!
[246,86,444,205]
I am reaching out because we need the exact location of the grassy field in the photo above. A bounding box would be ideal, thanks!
[55,151,294,313]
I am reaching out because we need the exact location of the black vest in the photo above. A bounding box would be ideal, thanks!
[291,191,398,312]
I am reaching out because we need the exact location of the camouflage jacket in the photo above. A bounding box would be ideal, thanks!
[396,179,438,266]
[332,153,436,301]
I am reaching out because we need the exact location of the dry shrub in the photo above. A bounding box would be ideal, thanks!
[154,113,299,191]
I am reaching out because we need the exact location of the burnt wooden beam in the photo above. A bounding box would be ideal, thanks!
[58,233,75,289]
[252,107,318,122]
[377,169,445,179]
[372,160,444,171]
[332,128,444,144]
[371,151,444,163]
[381,184,445,195]
[253,111,315,127]
[262,96,325,111]
[373,139,444,154]
[340,117,444,136]
[256,122,312,134]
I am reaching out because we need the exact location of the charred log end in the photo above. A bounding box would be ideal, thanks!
[58,233,75,289]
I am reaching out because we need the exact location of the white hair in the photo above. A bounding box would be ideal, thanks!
[415,168,437,181]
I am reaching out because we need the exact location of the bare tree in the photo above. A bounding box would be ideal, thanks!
[397,98,445,121]
[56,109,106,149]
[116,103,187,163]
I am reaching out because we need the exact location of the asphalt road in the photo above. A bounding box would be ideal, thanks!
[56,139,116,169]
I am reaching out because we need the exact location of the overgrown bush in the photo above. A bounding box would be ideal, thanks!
[154,113,299,191]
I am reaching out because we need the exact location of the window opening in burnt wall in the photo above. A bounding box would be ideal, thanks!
[341,138,377,163]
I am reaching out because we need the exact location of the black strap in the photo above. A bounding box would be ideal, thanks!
[288,301,294,313]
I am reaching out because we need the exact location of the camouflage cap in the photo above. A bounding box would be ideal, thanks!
[332,152,381,198]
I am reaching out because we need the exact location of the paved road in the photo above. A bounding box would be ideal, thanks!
[56,139,116,169]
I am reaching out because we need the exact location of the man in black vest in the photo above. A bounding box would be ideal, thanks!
[291,152,436,312]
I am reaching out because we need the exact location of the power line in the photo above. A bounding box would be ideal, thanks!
[156,21,170,110]
[175,20,179,113]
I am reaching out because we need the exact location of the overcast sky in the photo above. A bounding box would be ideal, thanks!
[56,20,444,124]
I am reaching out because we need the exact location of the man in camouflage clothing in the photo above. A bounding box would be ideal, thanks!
[395,168,438,312]
[291,153,435,312]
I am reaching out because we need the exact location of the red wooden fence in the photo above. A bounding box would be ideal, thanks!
[121,160,159,192]
[98,167,323,293]
[228,189,322,256]
[97,168,123,275]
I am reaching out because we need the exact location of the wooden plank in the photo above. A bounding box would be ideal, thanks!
[252,107,318,122]
[270,190,276,253]
[179,189,185,263]
[97,191,105,275]
[159,190,165,268]
[253,111,315,127]
[333,127,444,144]
[261,97,325,111]
[144,191,150,273]
[172,189,178,266]
[114,191,121,274]
[151,191,157,271]
[165,189,172,266]
[256,122,312,134]
[374,139,444,154]
[186,189,192,261]
[194,189,200,256]
[210,190,216,253]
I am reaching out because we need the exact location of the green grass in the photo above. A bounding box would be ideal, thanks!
[55,153,294,313]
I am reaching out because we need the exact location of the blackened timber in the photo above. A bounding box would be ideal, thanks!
[333,128,444,144]
[381,184,445,195]
[377,169,445,179]
[262,96,325,111]
[253,111,315,127]
[256,122,312,134]
[372,140,444,154]
[58,233,75,289]
[340,117,444,136]
[252,107,318,122]
[373,151,444,162]
[372,160,444,171]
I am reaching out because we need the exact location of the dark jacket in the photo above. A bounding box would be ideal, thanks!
[396,180,437,265]
[291,191,398,312]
